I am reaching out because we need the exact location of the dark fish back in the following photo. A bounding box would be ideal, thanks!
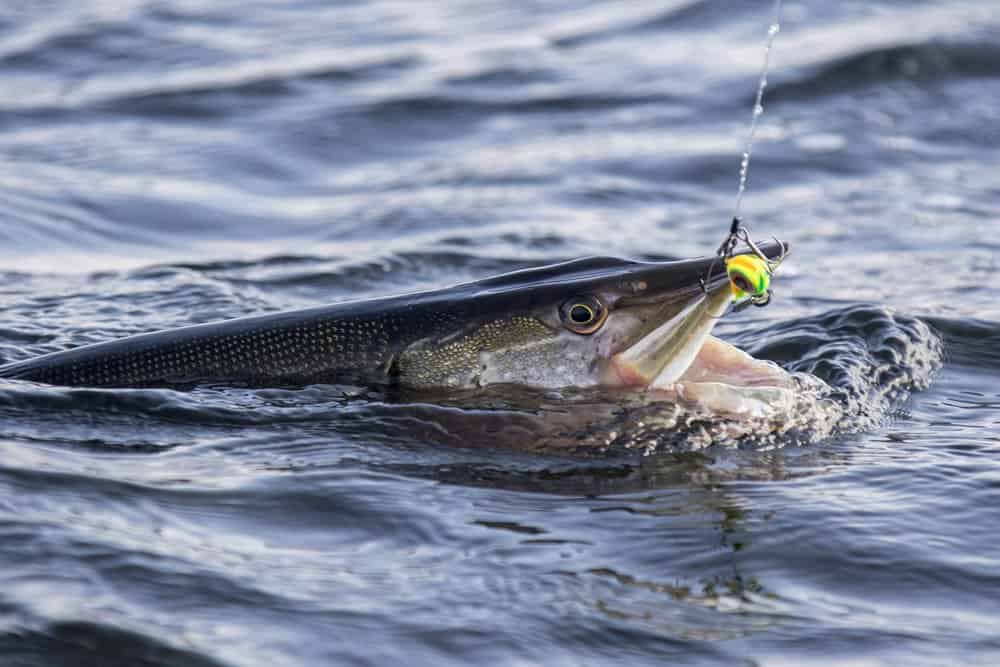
[0,305,405,388]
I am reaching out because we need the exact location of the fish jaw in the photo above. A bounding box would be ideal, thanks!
[605,286,731,387]
[603,278,794,419]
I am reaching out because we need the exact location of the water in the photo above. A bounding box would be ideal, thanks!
[1,1,999,665]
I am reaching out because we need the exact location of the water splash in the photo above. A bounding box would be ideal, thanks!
[550,306,939,455]
[733,1,783,222]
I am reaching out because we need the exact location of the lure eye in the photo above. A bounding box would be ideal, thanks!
[560,296,607,334]
[726,255,771,300]
[731,273,753,294]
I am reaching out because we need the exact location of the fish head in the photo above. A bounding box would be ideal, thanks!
[397,240,789,391]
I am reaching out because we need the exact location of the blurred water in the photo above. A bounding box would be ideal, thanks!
[1,1,999,665]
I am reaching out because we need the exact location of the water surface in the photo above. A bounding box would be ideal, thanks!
[1,1,999,665]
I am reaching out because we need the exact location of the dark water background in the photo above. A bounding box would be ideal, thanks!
[1,1,999,665]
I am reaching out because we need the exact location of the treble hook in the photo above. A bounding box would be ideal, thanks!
[738,229,787,274]
[703,217,787,308]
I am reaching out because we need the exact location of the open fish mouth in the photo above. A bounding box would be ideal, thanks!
[606,272,794,419]
[654,334,795,420]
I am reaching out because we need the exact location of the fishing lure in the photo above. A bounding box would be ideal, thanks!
[727,253,771,301]
[714,218,785,309]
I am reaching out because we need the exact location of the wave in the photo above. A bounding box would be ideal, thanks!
[353,92,674,122]
[1,621,226,667]
[549,0,749,49]
[769,41,1000,102]
[87,54,417,119]
[922,315,1000,369]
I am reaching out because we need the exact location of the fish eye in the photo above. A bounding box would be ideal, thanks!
[570,304,594,323]
[560,296,607,335]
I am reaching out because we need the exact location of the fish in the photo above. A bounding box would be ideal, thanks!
[0,242,790,406]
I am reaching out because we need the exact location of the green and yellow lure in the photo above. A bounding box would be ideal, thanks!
[726,254,771,301]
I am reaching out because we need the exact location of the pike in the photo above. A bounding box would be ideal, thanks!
[0,242,789,399]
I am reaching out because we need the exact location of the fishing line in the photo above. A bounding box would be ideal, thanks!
[705,0,786,312]
[734,0,783,223]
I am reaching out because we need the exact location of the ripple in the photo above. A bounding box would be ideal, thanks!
[769,41,1000,102]
[923,316,1000,369]
[549,0,755,49]
[1,622,227,667]
[88,53,419,119]
[356,91,676,122]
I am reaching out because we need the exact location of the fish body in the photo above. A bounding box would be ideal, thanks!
[0,242,787,392]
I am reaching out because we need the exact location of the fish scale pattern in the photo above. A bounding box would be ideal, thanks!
[0,313,407,387]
